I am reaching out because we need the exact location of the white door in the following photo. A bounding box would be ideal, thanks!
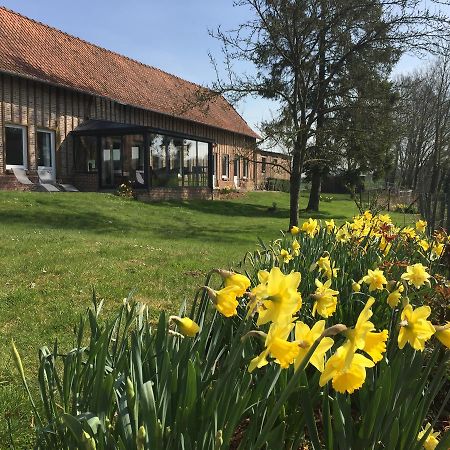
[37,129,56,181]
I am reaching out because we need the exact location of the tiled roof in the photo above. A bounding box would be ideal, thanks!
[0,7,258,139]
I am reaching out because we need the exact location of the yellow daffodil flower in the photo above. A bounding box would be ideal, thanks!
[401,263,430,289]
[378,213,392,224]
[352,280,361,292]
[316,255,339,279]
[325,219,336,233]
[345,297,388,363]
[301,218,319,238]
[401,227,417,239]
[417,423,440,450]
[204,285,240,317]
[398,304,435,351]
[387,289,402,308]
[418,239,430,252]
[169,316,200,337]
[431,242,444,260]
[294,320,334,372]
[248,322,299,372]
[379,236,392,256]
[362,268,387,291]
[319,340,375,394]
[435,323,450,348]
[292,239,300,256]
[279,249,293,264]
[312,278,339,318]
[335,225,351,243]
[251,267,302,326]
[415,220,427,233]
[290,225,300,235]
[215,269,251,297]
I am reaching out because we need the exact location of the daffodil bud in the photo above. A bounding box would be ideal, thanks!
[136,425,146,450]
[351,281,361,292]
[169,316,200,337]
[126,377,135,409]
[214,430,223,449]
[321,324,347,338]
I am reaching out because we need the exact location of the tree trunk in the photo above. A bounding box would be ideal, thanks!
[289,143,302,229]
[306,167,321,211]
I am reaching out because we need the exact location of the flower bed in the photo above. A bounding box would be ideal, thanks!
[13,212,450,449]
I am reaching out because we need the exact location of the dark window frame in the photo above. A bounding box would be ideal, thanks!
[5,124,28,169]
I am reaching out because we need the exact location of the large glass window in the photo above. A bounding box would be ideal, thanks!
[233,157,240,178]
[75,135,97,172]
[261,157,267,173]
[5,125,27,168]
[150,134,210,187]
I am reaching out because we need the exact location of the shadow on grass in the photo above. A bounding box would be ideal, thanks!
[149,199,290,219]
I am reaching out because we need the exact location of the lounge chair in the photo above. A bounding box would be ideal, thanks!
[12,167,34,185]
[37,169,61,192]
[136,170,145,185]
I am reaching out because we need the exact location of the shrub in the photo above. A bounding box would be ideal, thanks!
[13,213,450,449]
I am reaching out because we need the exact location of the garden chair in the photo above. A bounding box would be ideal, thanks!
[12,167,34,185]
[37,169,61,192]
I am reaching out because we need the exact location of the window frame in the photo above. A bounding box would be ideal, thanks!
[5,124,28,170]
[36,128,56,173]
[221,154,229,179]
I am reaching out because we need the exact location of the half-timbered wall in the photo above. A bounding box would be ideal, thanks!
[0,73,257,191]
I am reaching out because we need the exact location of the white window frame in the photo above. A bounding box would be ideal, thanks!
[5,124,28,170]
[37,128,56,178]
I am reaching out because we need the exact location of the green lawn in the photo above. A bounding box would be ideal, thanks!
[0,190,417,448]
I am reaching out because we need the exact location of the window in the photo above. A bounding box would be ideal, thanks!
[37,130,54,169]
[150,134,210,187]
[233,157,240,178]
[261,157,267,173]
[222,154,229,178]
[273,158,278,167]
[243,158,249,178]
[5,125,27,169]
[74,135,97,172]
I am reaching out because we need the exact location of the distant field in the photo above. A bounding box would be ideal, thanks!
[0,190,418,448]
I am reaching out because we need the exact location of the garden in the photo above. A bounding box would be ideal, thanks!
[1,192,448,449]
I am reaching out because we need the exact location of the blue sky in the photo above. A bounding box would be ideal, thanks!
[0,1,438,131]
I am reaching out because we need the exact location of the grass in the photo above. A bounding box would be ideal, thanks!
[0,190,418,448]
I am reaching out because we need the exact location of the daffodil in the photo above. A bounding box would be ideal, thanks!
[215,269,251,296]
[292,239,300,256]
[379,236,392,256]
[417,423,439,450]
[431,242,444,260]
[345,297,388,363]
[362,268,387,291]
[290,225,299,235]
[415,219,427,233]
[386,289,402,308]
[248,322,299,372]
[301,218,319,238]
[319,340,375,394]
[204,285,240,317]
[294,320,334,372]
[352,280,361,292]
[401,263,430,289]
[325,219,336,233]
[316,255,339,279]
[169,316,200,337]
[335,225,351,243]
[418,239,429,251]
[398,304,435,351]
[435,323,450,348]
[312,278,339,318]
[251,267,302,326]
[401,226,417,239]
[279,249,293,264]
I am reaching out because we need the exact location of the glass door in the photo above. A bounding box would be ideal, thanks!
[101,136,122,188]
[37,129,55,180]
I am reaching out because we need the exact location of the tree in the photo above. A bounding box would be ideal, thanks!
[210,0,450,228]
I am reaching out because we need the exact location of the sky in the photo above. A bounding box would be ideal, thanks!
[0,0,444,132]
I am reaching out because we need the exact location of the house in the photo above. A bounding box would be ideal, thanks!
[0,7,272,199]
